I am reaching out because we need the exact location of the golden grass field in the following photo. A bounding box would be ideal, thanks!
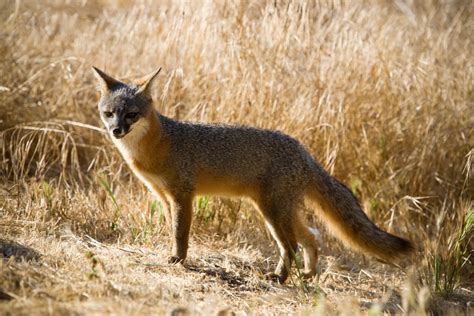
[1,0,473,314]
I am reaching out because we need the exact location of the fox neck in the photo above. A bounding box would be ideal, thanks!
[111,111,161,162]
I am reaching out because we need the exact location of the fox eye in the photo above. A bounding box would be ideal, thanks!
[126,112,139,119]
[103,111,113,118]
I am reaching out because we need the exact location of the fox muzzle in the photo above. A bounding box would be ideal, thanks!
[111,126,130,139]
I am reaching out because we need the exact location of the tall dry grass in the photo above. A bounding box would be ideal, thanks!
[1,0,473,313]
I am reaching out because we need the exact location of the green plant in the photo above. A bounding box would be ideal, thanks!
[84,251,100,280]
[97,175,121,231]
[41,180,54,209]
[132,199,165,243]
[431,206,473,294]
[196,196,215,223]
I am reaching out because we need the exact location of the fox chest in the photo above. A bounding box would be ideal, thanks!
[113,138,141,162]
[128,159,168,194]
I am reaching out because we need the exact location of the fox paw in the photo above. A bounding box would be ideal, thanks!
[264,272,285,283]
[302,271,317,280]
[168,256,185,264]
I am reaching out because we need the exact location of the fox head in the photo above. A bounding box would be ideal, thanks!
[92,67,161,139]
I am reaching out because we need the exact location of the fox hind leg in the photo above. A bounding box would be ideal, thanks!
[259,198,299,283]
[294,215,319,278]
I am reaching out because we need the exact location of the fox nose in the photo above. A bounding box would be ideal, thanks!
[112,128,121,137]
[111,126,129,138]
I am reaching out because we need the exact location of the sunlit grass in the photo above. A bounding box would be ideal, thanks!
[0,0,472,314]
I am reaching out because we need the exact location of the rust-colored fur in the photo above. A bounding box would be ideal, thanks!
[93,67,413,283]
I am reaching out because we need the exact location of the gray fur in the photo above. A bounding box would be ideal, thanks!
[98,88,151,137]
[93,67,413,283]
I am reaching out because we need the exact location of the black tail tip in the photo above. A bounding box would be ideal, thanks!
[392,236,416,257]
[374,237,415,265]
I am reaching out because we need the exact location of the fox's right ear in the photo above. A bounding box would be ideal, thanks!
[91,66,123,94]
[135,67,162,97]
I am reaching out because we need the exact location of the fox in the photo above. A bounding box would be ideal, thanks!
[92,66,413,283]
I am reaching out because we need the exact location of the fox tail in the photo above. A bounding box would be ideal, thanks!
[306,161,413,262]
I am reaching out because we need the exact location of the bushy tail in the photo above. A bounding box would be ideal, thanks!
[306,161,413,262]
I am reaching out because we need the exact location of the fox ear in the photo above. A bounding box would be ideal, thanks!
[91,66,123,93]
[135,67,162,96]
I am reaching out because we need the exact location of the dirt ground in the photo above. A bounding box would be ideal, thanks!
[1,212,470,315]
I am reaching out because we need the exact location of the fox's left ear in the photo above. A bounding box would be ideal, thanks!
[136,67,162,96]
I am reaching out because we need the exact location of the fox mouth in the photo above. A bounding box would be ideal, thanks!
[112,128,132,139]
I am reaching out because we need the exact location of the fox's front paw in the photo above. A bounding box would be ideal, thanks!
[167,256,185,264]
[264,272,285,284]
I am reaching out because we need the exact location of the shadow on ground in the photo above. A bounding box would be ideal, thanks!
[0,238,41,261]
[359,291,402,314]
[183,254,272,291]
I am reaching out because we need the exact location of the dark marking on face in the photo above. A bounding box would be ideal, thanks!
[98,86,151,138]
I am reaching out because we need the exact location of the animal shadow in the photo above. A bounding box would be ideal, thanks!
[0,238,41,261]
[184,255,270,291]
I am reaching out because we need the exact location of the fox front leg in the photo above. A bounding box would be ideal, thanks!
[168,193,193,264]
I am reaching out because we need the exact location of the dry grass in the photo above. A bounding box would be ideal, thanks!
[1,0,473,314]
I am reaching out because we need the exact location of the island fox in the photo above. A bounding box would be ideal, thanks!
[92,66,413,283]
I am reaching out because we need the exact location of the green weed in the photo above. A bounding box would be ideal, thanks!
[97,175,121,231]
[431,207,473,294]
[196,196,215,223]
